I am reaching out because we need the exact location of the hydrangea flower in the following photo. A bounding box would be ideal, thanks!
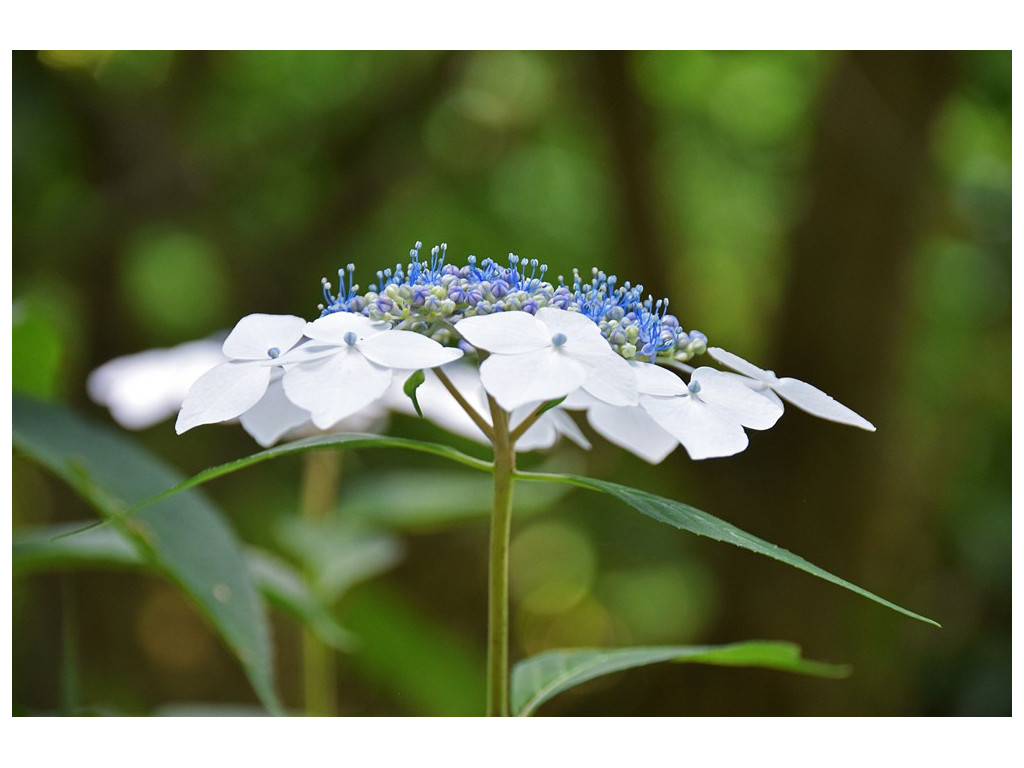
[153,242,874,464]
[566,363,783,461]
[175,314,307,435]
[278,312,462,430]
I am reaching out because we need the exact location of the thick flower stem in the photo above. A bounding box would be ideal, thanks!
[300,450,342,717]
[486,397,516,717]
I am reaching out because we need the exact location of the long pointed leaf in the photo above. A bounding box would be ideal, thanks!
[13,522,358,654]
[511,641,851,716]
[518,472,939,627]
[137,432,493,512]
[13,396,283,714]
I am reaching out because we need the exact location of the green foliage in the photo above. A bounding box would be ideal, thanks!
[12,522,358,653]
[511,642,850,716]
[12,300,64,400]
[13,396,282,714]
[402,369,426,417]
[518,472,939,627]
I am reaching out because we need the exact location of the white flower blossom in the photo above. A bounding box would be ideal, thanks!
[568,362,783,462]
[280,312,462,430]
[175,314,307,435]
[455,307,639,412]
[708,347,875,431]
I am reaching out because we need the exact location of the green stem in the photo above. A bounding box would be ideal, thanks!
[486,396,516,717]
[300,450,342,717]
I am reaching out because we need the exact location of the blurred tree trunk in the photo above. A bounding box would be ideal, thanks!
[696,51,958,714]
[583,51,671,292]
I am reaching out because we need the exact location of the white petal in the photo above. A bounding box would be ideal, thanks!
[175,360,272,433]
[239,377,311,447]
[303,312,389,345]
[735,376,785,409]
[631,361,687,397]
[534,307,614,357]
[641,393,749,460]
[773,377,876,431]
[358,330,463,370]
[576,350,640,407]
[691,367,783,430]
[455,311,551,354]
[329,400,392,433]
[273,340,340,366]
[88,339,226,429]
[282,347,393,429]
[560,387,596,410]
[586,402,679,464]
[706,346,774,383]
[478,348,587,411]
[222,314,307,360]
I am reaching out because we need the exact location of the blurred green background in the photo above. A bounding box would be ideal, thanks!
[12,50,1011,716]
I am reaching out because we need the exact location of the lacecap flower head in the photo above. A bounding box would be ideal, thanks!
[174,242,874,461]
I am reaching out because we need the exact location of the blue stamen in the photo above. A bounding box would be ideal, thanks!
[315,240,707,363]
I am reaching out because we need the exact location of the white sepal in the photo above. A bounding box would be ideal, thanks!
[708,346,875,431]
[175,360,272,434]
[282,347,393,429]
[455,311,550,354]
[690,367,783,431]
[478,349,587,412]
[239,375,311,447]
[221,313,307,360]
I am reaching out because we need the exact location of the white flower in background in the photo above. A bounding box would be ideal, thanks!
[398,361,591,452]
[708,347,875,431]
[87,338,226,430]
[455,307,639,412]
[568,363,783,461]
[280,312,463,430]
[175,314,307,435]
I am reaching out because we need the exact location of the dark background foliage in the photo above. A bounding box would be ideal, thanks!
[12,50,1011,715]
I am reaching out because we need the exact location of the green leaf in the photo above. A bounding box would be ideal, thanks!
[12,396,284,714]
[518,472,939,627]
[402,369,426,417]
[13,521,358,655]
[13,522,144,572]
[511,641,851,716]
[137,432,494,511]
[535,395,567,417]
[244,547,356,651]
